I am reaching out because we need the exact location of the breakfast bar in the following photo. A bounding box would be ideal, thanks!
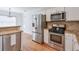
[0,26,22,51]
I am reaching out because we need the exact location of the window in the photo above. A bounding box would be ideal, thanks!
[0,16,16,27]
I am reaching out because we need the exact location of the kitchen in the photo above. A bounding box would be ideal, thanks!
[0,7,79,51]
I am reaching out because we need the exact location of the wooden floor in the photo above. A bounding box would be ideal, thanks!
[21,32,57,51]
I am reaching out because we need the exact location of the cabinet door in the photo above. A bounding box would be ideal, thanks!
[44,29,49,44]
[66,7,79,21]
[65,33,73,51]
[72,34,79,51]
[53,7,65,13]
[46,8,52,21]
[0,36,2,51]
[3,35,12,51]
[16,32,21,51]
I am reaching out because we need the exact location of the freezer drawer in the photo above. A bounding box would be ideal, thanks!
[32,32,43,44]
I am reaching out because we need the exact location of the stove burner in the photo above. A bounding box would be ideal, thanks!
[49,27,65,34]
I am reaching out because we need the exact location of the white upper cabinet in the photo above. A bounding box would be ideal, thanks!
[46,7,64,21]
[46,8,53,21]
[53,7,65,13]
[65,7,79,21]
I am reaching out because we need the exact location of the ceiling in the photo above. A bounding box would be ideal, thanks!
[0,7,51,13]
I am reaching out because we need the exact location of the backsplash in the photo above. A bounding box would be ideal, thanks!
[47,21,79,32]
[66,21,79,31]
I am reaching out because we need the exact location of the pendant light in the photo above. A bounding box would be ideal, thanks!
[8,8,12,17]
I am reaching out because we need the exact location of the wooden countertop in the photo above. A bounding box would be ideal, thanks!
[0,30,22,36]
[0,26,20,29]
[0,26,22,36]
[65,30,79,35]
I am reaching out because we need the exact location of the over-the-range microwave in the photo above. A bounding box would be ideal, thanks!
[51,12,66,21]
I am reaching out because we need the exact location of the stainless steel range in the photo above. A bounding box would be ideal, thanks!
[48,24,65,51]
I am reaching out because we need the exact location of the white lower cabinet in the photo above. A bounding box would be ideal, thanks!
[66,7,79,21]
[65,33,73,51]
[65,33,79,51]
[72,35,79,51]
[44,29,49,44]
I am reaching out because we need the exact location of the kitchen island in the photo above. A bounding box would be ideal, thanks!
[0,26,22,51]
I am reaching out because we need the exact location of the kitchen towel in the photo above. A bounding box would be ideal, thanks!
[11,34,16,46]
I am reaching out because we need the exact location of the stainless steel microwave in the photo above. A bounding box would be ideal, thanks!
[51,12,66,21]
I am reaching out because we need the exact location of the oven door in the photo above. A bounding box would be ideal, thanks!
[49,33,64,47]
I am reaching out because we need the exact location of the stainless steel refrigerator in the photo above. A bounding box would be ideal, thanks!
[32,14,46,44]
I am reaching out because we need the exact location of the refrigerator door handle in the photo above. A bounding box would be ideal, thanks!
[35,18,37,29]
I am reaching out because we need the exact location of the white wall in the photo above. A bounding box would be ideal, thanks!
[22,8,49,34]
[22,12,32,34]
[22,11,37,34]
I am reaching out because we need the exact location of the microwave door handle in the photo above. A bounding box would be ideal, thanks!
[61,13,63,19]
